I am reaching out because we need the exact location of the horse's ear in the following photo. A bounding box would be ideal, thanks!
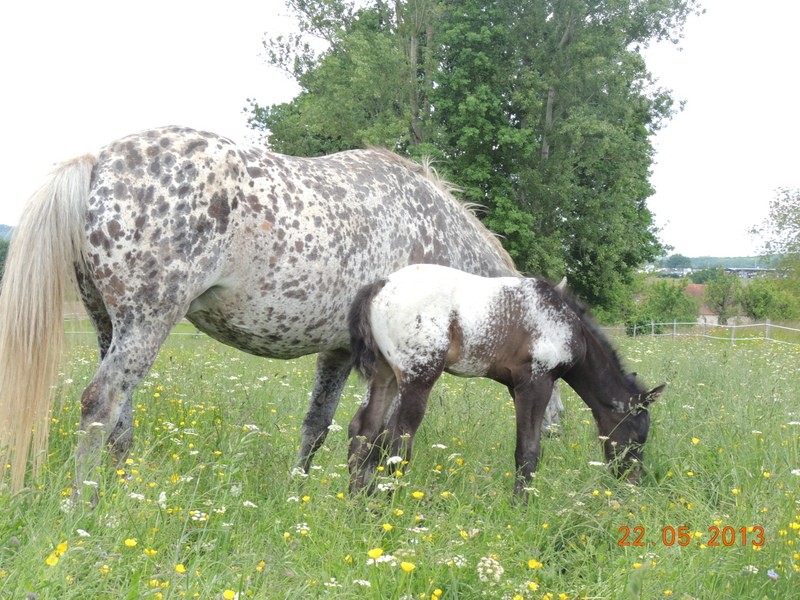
[643,384,666,407]
[555,276,568,291]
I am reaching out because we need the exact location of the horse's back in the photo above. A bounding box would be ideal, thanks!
[82,128,516,359]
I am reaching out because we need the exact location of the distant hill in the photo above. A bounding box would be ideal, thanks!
[0,224,12,240]
[657,254,781,269]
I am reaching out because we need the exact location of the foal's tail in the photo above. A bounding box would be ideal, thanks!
[0,155,96,492]
[348,279,388,380]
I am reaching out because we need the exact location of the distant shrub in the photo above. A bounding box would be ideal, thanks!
[625,280,699,335]
[738,278,800,320]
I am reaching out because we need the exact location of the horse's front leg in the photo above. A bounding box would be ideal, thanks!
[510,375,555,500]
[296,349,352,473]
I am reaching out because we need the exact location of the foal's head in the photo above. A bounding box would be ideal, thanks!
[600,382,665,484]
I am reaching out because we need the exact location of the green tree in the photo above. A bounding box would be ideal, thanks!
[704,268,741,325]
[250,0,702,316]
[664,253,691,268]
[690,267,721,284]
[251,0,442,156]
[0,238,8,280]
[626,278,698,334]
[738,277,800,321]
[751,187,800,291]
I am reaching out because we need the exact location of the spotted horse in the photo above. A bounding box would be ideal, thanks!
[0,126,564,496]
[348,264,665,499]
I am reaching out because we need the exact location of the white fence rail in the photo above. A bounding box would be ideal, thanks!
[66,319,800,346]
[602,320,800,346]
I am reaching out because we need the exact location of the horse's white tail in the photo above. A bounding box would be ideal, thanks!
[0,154,96,492]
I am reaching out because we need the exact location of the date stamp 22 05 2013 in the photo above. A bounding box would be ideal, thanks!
[617,525,765,548]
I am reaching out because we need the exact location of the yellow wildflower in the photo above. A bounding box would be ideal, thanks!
[528,558,543,569]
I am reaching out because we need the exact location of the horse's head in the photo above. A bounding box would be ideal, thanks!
[601,384,665,484]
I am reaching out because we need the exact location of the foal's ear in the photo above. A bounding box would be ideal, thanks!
[643,384,666,406]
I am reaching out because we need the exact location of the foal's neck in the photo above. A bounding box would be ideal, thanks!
[562,329,635,413]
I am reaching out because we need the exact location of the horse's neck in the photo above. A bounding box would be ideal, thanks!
[562,331,632,413]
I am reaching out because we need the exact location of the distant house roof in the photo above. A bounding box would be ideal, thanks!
[685,283,714,316]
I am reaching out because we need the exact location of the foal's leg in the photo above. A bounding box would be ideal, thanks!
[386,375,439,468]
[296,348,352,473]
[510,375,555,498]
[348,361,398,494]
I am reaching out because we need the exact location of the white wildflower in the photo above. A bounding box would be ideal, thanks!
[742,565,759,575]
[477,556,504,583]
[443,555,467,568]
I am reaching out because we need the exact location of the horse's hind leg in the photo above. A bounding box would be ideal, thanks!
[74,320,179,499]
[296,348,352,473]
[76,269,134,457]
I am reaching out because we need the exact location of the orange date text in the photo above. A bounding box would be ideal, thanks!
[617,525,765,547]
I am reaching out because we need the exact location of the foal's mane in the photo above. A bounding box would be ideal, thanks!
[368,147,518,273]
[556,287,646,396]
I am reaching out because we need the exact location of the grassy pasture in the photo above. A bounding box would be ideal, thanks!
[1,334,798,599]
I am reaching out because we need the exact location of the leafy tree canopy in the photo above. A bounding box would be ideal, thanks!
[751,187,800,285]
[249,0,702,315]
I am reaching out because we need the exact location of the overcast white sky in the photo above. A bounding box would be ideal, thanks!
[1,0,798,257]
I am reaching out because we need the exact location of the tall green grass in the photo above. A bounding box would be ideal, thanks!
[1,336,798,598]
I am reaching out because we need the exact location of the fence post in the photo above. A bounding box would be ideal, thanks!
[651,321,655,337]
[731,323,735,345]
[766,319,771,342]
[673,321,677,339]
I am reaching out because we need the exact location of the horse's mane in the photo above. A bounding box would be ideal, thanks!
[368,147,518,273]
[556,287,646,395]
